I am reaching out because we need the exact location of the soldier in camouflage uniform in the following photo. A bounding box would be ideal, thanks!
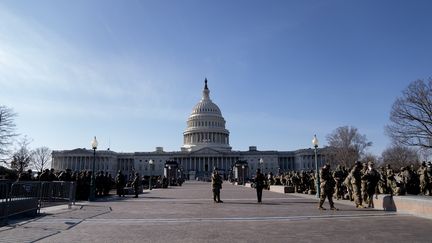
[417,162,428,195]
[361,162,368,202]
[131,172,141,198]
[377,166,387,194]
[361,162,380,208]
[115,170,126,197]
[212,168,223,203]
[386,164,397,195]
[318,164,338,210]
[408,164,420,195]
[350,161,364,208]
[332,165,344,200]
[427,162,432,196]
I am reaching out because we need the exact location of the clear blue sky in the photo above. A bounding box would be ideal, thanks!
[0,0,431,156]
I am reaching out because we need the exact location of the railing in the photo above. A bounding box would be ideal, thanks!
[0,181,76,226]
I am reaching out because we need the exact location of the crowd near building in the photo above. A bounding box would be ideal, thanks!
[52,79,330,181]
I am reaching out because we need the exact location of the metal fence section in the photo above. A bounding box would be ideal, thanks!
[0,181,76,226]
[38,181,77,208]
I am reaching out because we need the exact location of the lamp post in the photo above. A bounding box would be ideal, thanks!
[312,134,320,198]
[241,165,245,185]
[149,159,154,190]
[89,136,98,201]
[259,158,264,172]
[168,165,171,187]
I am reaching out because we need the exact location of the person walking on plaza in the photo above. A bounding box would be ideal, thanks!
[318,164,338,210]
[255,169,266,203]
[132,172,141,198]
[212,168,223,203]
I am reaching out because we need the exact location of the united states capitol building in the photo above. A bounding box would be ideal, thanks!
[52,80,329,179]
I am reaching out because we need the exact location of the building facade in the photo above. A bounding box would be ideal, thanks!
[52,79,328,179]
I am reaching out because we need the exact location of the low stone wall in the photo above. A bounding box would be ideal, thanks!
[266,186,432,219]
[373,195,432,219]
[269,185,294,193]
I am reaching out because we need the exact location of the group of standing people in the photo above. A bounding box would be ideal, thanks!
[319,161,381,210]
[16,168,115,200]
[212,160,432,210]
[115,170,141,198]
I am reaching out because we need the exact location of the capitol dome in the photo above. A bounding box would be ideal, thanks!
[182,79,231,152]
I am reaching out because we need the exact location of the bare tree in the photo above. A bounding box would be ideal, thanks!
[326,126,372,167]
[361,153,380,165]
[10,136,32,173]
[386,79,432,149]
[0,106,18,164]
[31,146,52,173]
[381,145,419,169]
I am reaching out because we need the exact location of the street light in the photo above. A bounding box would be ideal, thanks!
[149,159,154,190]
[259,158,264,172]
[89,136,98,201]
[241,165,245,185]
[168,165,171,187]
[312,134,320,198]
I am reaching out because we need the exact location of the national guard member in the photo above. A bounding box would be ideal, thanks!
[361,162,380,208]
[333,165,344,200]
[132,172,141,198]
[386,164,397,195]
[350,161,364,208]
[211,168,223,203]
[115,170,126,197]
[318,164,338,210]
[426,162,432,195]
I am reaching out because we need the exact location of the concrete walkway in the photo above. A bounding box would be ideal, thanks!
[1,181,432,243]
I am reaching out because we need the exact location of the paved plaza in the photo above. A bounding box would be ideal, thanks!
[1,181,432,243]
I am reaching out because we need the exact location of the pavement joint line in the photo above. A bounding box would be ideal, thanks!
[117,197,316,202]
[32,212,401,224]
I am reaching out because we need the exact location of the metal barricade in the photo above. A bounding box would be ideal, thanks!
[8,181,41,217]
[0,181,76,226]
[39,181,76,209]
